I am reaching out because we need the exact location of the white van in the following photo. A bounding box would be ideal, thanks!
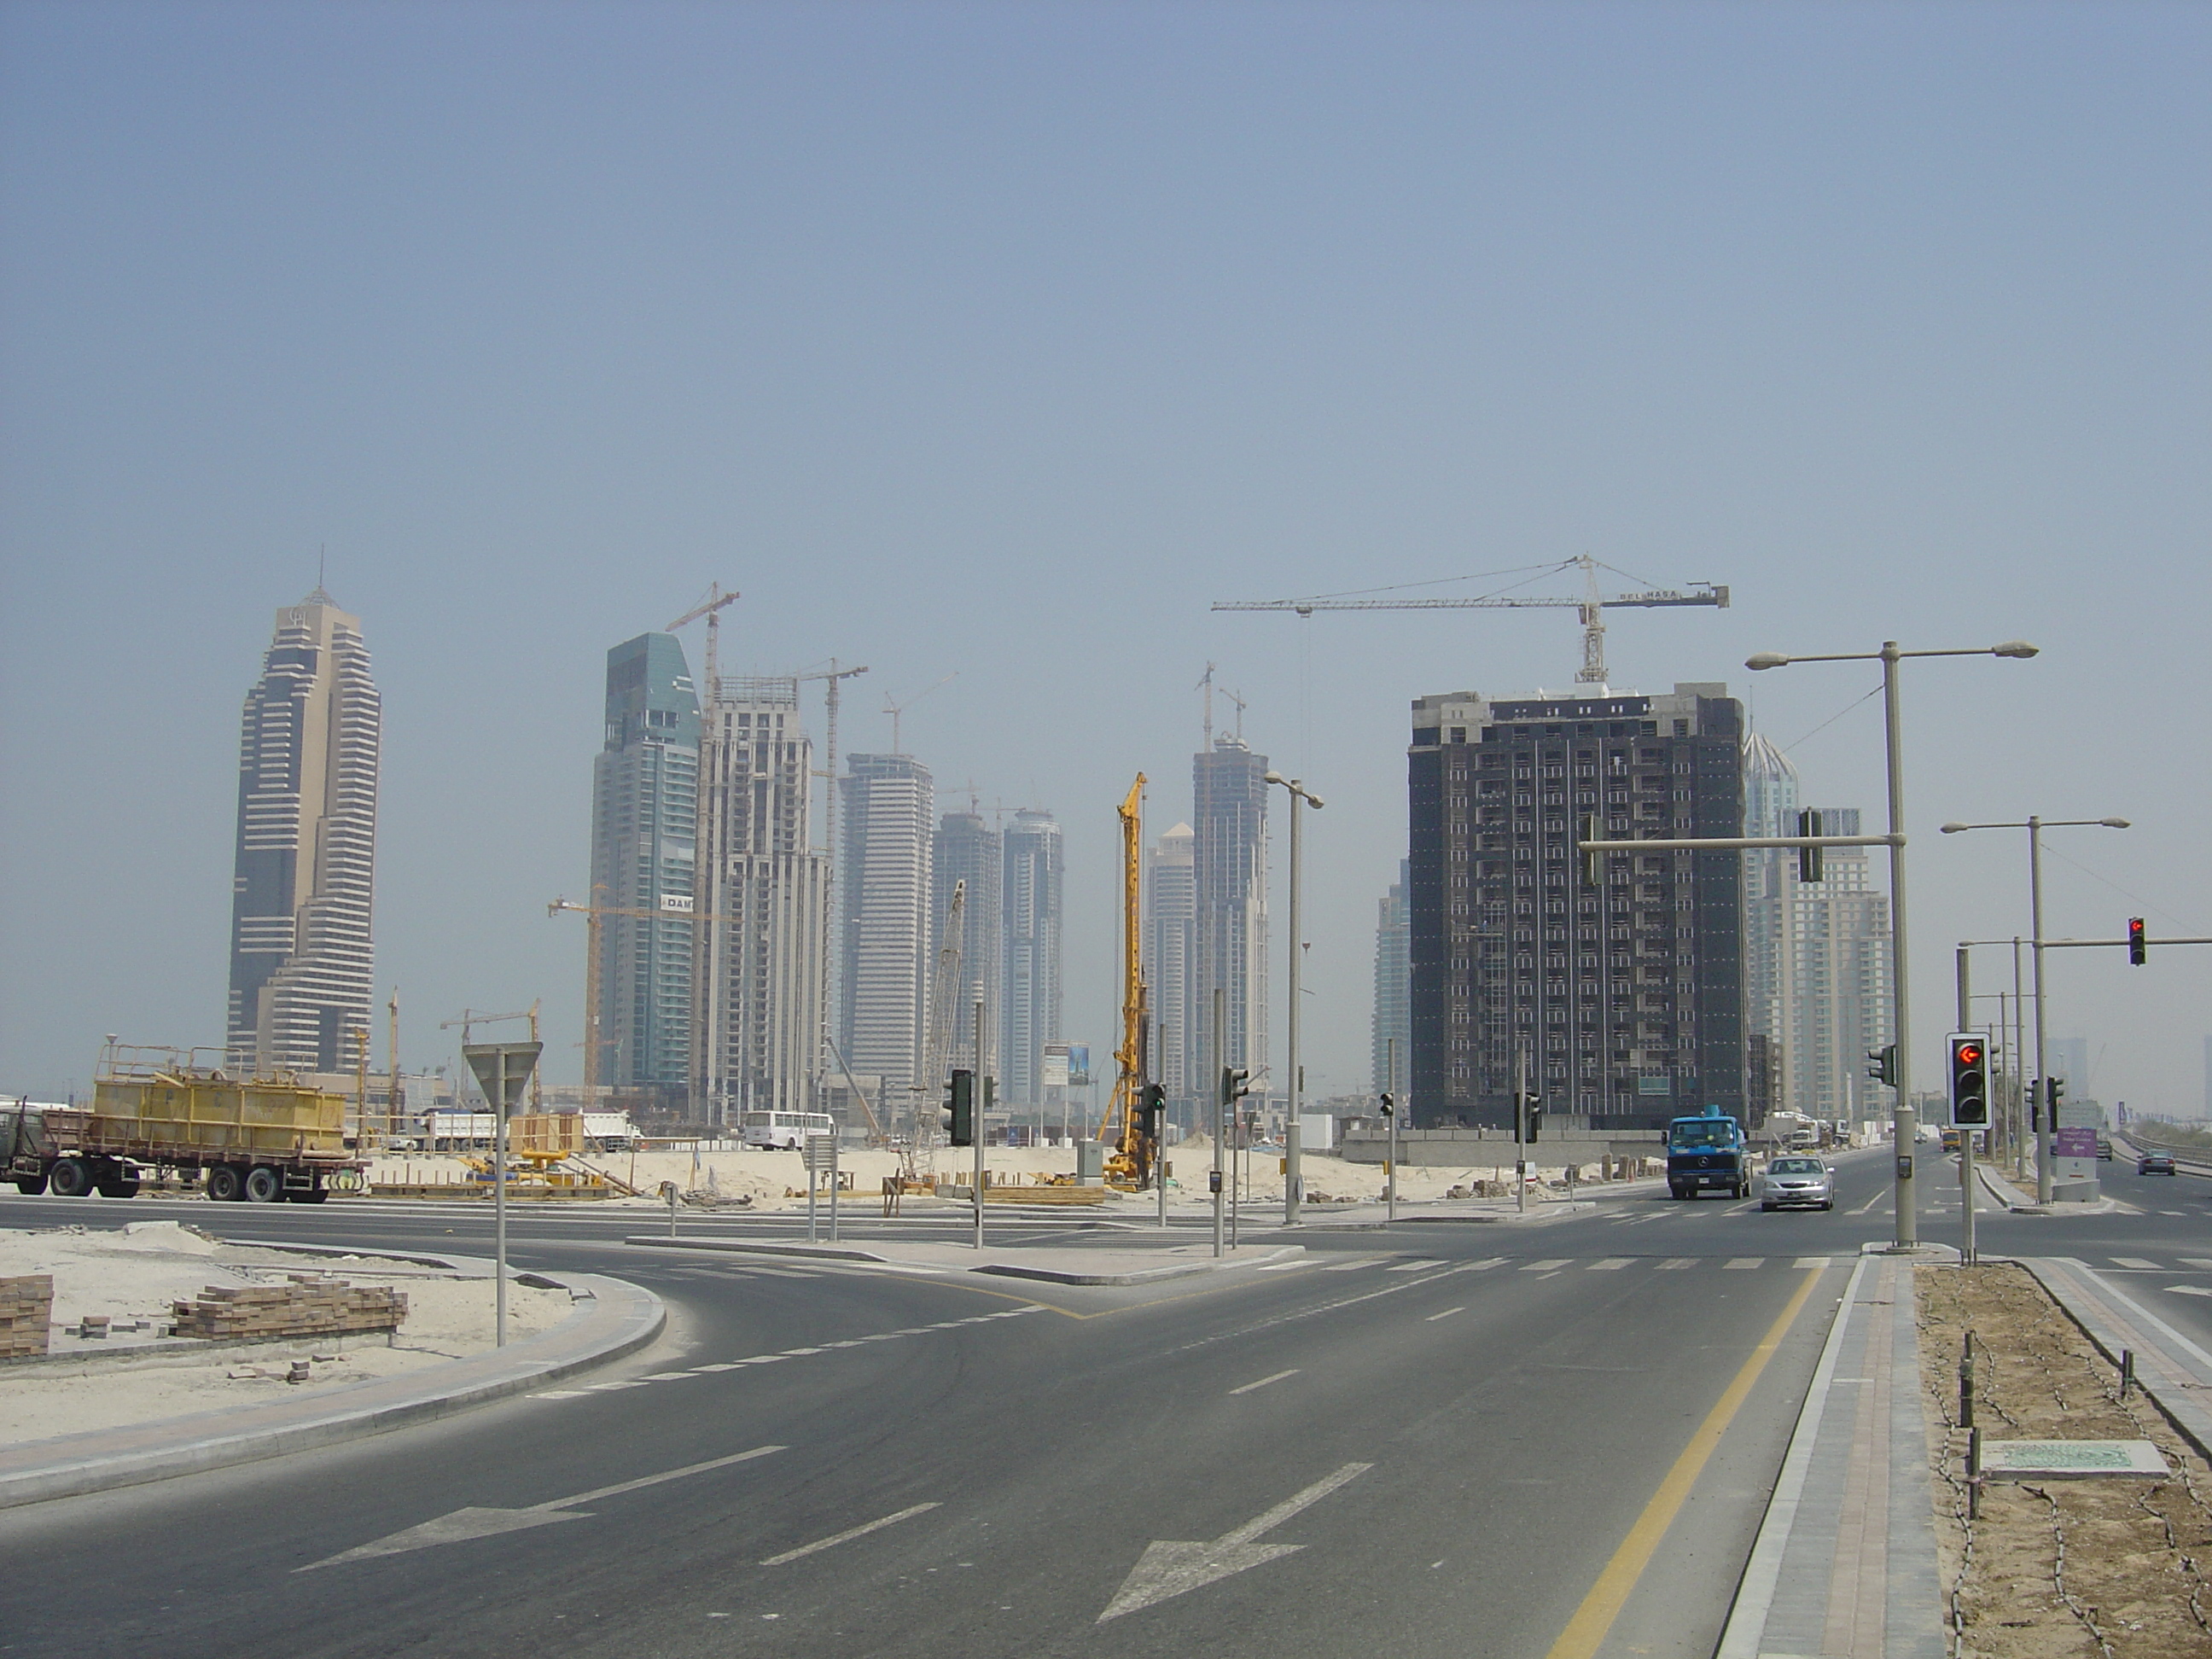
[741,1111,835,1150]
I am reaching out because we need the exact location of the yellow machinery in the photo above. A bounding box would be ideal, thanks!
[1094,775,1153,1190]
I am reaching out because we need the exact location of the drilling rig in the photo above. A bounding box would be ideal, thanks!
[1094,775,1155,1189]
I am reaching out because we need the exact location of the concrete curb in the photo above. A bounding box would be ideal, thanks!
[621,1233,1306,1285]
[622,1235,891,1264]
[2023,1256,2212,1465]
[0,1267,665,1511]
[974,1247,1303,1285]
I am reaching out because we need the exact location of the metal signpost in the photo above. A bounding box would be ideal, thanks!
[803,1133,837,1243]
[1384,1036,1399,1225]
[462,1040,542,1348]
[1264,772,1323,1226]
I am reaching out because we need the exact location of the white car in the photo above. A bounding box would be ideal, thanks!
[1760,1156,1835,1211]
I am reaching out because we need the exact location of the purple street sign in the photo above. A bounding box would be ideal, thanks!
[2054,1126,2098,1160]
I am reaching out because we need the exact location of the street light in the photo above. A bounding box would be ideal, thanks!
[1745,639,2037,1249]
[1263,771,1323,1226]
[1940,815,2128,1203]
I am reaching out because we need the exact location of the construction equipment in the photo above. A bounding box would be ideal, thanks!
[909,879,965,1179]
[667,582,740,703]
[1213,555,1728,687]
[1094,776,1153,1189]
[439,1006,543,1112]
[549,889,742,1113]
[882,672,956,755]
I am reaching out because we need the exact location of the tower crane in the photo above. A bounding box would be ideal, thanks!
[1213,555,1728,688]
[439,1004,544,1111]
[667,583,740,704]
[882,672,956,755]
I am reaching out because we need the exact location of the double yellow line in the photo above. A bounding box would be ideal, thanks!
[1543,1265,1826,1659]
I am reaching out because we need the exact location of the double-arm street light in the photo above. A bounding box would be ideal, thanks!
[1264,771,1323,1226]
[1743,639,2038,1249]
[1940,816,2128,1203]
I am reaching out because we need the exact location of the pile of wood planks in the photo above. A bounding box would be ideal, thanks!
[0,1273,53,1359]
[171,1279,406,1342]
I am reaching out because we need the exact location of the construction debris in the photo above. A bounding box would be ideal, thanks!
[0,1273,53,1359]
[170,1281,407,1342]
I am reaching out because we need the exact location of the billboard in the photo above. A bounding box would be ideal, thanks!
[1066,1045,1091,1088]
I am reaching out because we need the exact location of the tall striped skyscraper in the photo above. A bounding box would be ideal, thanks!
[840,753,935,1094]
[227,589,381,1075]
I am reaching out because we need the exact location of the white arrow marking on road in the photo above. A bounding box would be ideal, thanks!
[298,1445,786,1569]
[1096,1463,1371,1622]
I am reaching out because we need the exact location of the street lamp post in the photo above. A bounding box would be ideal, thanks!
[1264,771,1323,1226]
[1940,816,2128,1203]
[1748,639,2036,1249]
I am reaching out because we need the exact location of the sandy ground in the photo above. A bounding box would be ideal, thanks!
[364,1139,1648,1211]
[1916,1262,2212,1656]
[0,1221,571,1447]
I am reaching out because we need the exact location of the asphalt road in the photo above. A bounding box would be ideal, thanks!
[2,1151,2207,1659]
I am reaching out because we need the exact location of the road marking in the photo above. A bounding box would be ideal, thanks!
[760,1503,940,1566]
[1425,1307,1465,1321]
[1656,1259,1696,1271]
[2179,1259,2212,1271]
[690,1363,743,1372]
[1388,1260,1447,1272]
[1229,1369,1301,1396]
[1322,1258,1383,1272]
[2111,1256,2162,1270]
[1257,1260,1314,1272]
[1451,1257,1511,1272]
[1540,1268,1825,1659]
[1097,1463,1371,1621]
[301,1446,786,1569]
[2164,1285,2212,1298]
[1793,1257,1833,1269]
[1848,1189,1887,1215]
[2163,1211,2186,1217]
[1522,1259,1572,1272]
[589,1380,652,1390]
[1723,1258,1764,1270]
[530,1389,589,1399]
[642,1371,695,1381]
[1586,1259,1633,1272]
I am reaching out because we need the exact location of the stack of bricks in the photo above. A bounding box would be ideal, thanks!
[0,1274,54,1359]
[170,1280,407,1342]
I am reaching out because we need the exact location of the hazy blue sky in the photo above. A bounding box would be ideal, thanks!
[3,2,2206,1115]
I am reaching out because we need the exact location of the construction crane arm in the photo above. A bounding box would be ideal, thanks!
[1210,586,1726,613]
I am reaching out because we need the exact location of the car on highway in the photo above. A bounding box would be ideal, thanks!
[2138,1152,2178,1176]
[1759,1155,1834,1211]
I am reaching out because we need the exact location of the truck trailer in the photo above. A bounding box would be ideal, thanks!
[1,1045,364,1203]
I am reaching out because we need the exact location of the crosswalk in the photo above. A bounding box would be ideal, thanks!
[1307,1252,1839,1276]
[2098,1255,2212,1273]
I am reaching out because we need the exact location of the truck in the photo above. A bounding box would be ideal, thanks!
[1,1045,365,1203]
[1667,1105,1751,1200]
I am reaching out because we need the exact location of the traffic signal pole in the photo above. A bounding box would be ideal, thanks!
[1213,987,1226,1259]
[1954,953,1977,1266]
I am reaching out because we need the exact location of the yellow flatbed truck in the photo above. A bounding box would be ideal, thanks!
[1,1045,364,1203]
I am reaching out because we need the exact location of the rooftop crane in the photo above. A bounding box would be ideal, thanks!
[667,583,739,705]
[882,672,956,755]
[439,1004,543,1111]
[1213,555,1728,688]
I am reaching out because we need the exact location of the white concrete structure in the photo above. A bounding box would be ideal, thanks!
[839,752,934,1095]
[1000,809,1063,1106]
[1146,822,1196,1108]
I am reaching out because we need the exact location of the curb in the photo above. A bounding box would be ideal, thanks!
[2023,1256,2212,1465]
[975,1247,1303,1285]
[624,1236,892,1264]
[0,1268,665,1511]
[622,1233,1305,1285]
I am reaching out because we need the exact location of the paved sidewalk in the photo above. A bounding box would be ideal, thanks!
[624,1232,1305,1284]
[1718,1253,1946,1659]
[0,1257,663,1510]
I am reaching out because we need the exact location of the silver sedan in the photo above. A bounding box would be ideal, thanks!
[1759,1156,1835,1211]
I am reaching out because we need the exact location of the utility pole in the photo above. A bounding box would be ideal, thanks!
[1515,1040,1528,1218]
[1265,771,1324,1225]
[1385,1035,1399,1224]
[387,987,401,1147]
[973,999,987,1251]
[1213,987,1226,1259]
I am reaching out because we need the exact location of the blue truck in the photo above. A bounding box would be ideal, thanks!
[1667,1106,1750,1200]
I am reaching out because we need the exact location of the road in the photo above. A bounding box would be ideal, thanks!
[2,1150,2208,1658]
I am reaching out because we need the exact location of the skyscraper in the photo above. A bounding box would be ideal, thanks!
[1146,823,1196,1110]
[1000,810,1064,1106]
[227,589,381,1076]
[1773,807,1892,1122]
[1407,684,1746,1128]
[840,753,934,1095]
[1193,736,1270,1087]
[1372,859,1411,1100]
[934,811,1001,1076]
[590,632,699,1099]
[1741,732,1799,1120]
[695,676,825,1121]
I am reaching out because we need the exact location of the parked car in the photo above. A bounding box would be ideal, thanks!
[2096,1137,2113,1161]
[1760,1155,1835,1211]
[2138,1153,2178,1176]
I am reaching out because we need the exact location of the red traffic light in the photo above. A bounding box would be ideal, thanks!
[1954,1043,1982,1066]
[2128,917,2146,966]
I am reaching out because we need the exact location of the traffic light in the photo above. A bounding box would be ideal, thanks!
[2128,917,2146,966]
[1866,1045,1898,1088]
[1378,1091,1394,1121]
[1519,1089,1544,1143]
[1797,809,1825,883]
[943,1069,975,1147]
[1138,1083,1166,1139]
[1220,1067,1252,1109]
[1947,1033,1989,1127]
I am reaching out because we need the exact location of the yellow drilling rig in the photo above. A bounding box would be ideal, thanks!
[1093,774,1157,1190]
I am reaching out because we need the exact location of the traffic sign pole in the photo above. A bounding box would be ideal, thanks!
[463,1040,541,1349]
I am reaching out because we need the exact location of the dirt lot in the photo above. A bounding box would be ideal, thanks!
[1916,1262,2212,1657]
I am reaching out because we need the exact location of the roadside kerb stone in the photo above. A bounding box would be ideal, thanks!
[0,1262,663,1511]
[2023,1255,2212,1465]
[623,1234,1304,1284]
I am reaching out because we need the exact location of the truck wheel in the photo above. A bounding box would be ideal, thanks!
[47,1157,93,1197]
[244,1166,285,1203]
[14,1175,49,1196]
[206,1164,245,1202]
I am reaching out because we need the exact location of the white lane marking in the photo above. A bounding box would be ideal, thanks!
[1258,1260,1314,1272]
[1450,1257,1511,1272]
[1321,1258,1382,1272]
[1424,1307,1465,1321]
[1522,1259,1572,1272]
[691,1363,743,1372]
[782,1347,823,1355]
[2179,1259,2212,1271]
[1656,1259,1697,1270]
[1097,1464,1372,1622]
[1388,1260,1447,1272]
[1848,1189,1887,1215]
[531,1389,589,1399]
[1724,1258,1765,1271]
[1794,1257,1834,1269]
[1229,1369,1301,1396]
[302,1446,786,1569]
[642,1371,695,1381]
[2163,1211,2187,1217]
[2111,1256,2162,1270]
[1586,1258,1633,1272]
[2163,1285,2212,1298]
[760,1503,940,1566]
[589,1380,651,1390]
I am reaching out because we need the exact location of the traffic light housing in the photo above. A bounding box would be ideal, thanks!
[1797,809,1825,883]
[1519,1090,1544,1143]
[1378,1091,1394,1121]
[1220,1067,1251,1109]
[1866,1045,1898,1088]
[943,1069,975,1147]
[1947,1033,1989,1127]
[2128,917,2146,966]
[1138,1083,1166,1139]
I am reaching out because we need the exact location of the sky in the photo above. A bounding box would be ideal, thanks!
[3,1,2207,1116]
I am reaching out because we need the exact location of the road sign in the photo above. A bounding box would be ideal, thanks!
[463,1042,542,1116]
[802,1136,838,1173]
